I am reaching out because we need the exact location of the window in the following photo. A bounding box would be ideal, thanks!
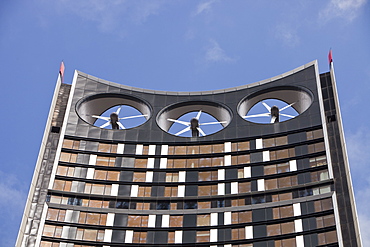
[116,201,129,209]
[187,145,199,155]
[197,214,210,226]
[59,152,77,163]
[169,215,183,227]
[96,156,115,166]
[196,230,210,242]
[184,201,197,209]
[236,141,250,151]
[62,139,80,149]
[157,202,170,210]
[67,197,82,206]
[98,143,117,153]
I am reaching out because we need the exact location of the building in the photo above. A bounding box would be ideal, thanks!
[16,60,362,247]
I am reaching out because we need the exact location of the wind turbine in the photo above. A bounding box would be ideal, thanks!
[167,110,227,137]
[244,100,297,123]
[92,105,148,129]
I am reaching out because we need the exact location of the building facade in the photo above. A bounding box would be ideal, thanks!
[17,60,362,246]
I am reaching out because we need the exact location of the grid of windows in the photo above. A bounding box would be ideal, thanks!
[44,128,338,246]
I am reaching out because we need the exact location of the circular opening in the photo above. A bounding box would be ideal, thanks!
[238,86,313,124]
[157,101,232,137]
[76,93,151,130]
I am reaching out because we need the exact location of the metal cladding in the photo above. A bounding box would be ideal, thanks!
[17,60,362,247]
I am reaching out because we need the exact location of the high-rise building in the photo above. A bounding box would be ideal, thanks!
[17,60,362,247]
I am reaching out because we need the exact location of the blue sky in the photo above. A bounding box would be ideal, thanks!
[0,0,369,246]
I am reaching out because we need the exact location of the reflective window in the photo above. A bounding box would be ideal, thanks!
[98,143,117,153]
[196,230,210,242]
[96,156,115,167]
[116,201,129,209]
[59,152,77,163]
[197,214,210,226]
[62,139,80,150]
[169,215,183,227]
[184,201,197,209]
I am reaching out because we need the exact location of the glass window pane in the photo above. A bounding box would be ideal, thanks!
[267,224,281,236]
[187,159,199,168]
[174,159,186,168]
[238,182,251,193]
[46,209,59,221]
[198,185,211,196]
[281,222,294,234]
[83,229,97,241]
[263,138,275,148]
[264,165,276,175]
[276,149,289,159]
[198,172,212,181]
[133,172,146,182]
[86,213,100,225]
[199,145,212,154]
[107,171,120,181]
[128,215,142,227]
[238,155,250,164]
[94,170,107,180]
[239,211,252,223]
[277,163,289,173]
[196,230,210,242]
[278,177,291,188]
[175,146,186,155]
[197,214,210,226]
[280,205,293,218]
[265,179,278,190]
[98,143,111,153]
[56,166,68,176]
[199,158,211,168]
[134,159,147,168]
[212,157,223,167]
[212,144,224,153]
[237,141,250,151]
[187,145,199,155]
[62,139,73,149]
[275,136,288,146]
[169,216,183,227]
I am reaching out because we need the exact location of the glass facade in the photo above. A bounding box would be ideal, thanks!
[17,61,362,247]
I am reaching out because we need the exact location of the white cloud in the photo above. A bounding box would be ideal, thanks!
[346,127,370,180]
[193,0,218,16]
[0,171,28,246]
[319,0,367,22]
[346,127,370,245]
[43,0,166,33]
[205,39,234,63]
[355,186,370,246]
[359,214,370,245]
[273,24,300,47]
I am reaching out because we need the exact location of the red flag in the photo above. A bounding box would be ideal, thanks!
[59,61,65,82]
[328,49,333,64]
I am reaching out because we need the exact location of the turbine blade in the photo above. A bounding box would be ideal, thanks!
[261,101,271,111]
[280,113,296,118]
[167,118,190,126]
[199,121,227,126]
[100,121,111,128]
[270,116,277,123]
[279,102,296,112]
[117,121,126,129]
[116,106,122,115]
[175,126,191,136]
[196,110,202,120]
[120,114,148,120]
[244,113,270,118]
[92,115,110,120]
[197,127,206,137]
